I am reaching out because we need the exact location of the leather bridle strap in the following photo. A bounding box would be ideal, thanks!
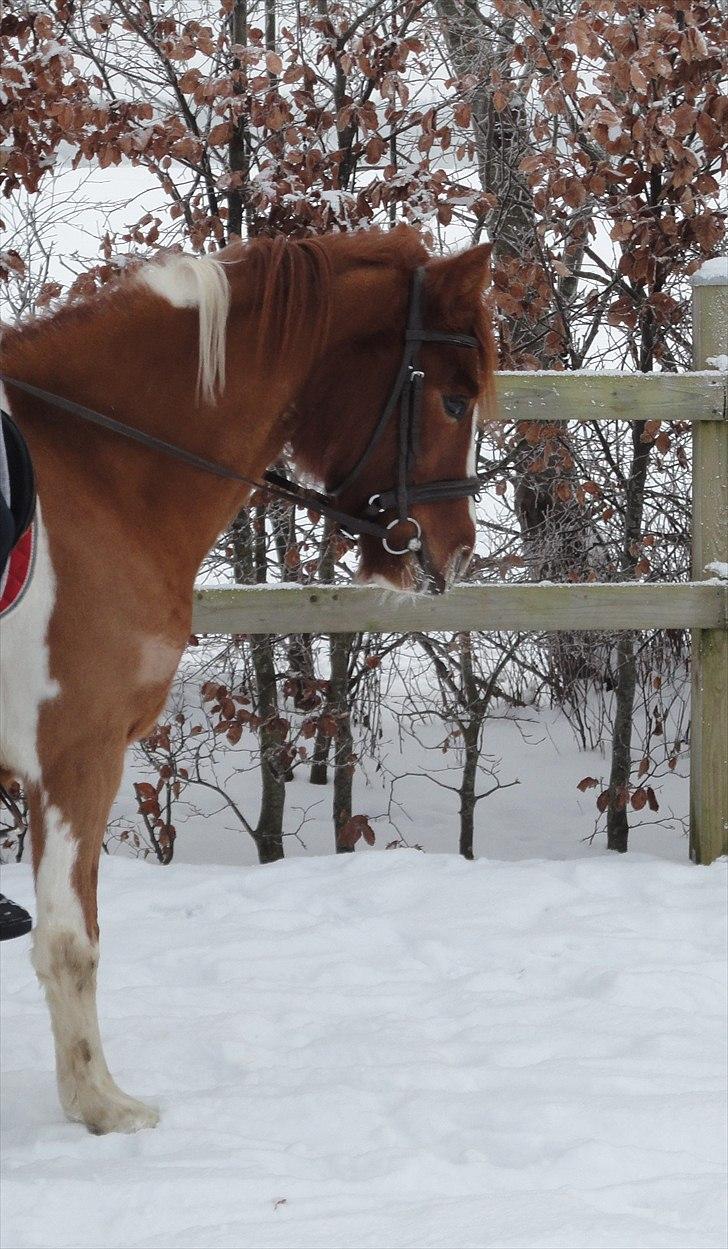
[325,266,481,550]
[369,478,481,513]
[0,374,394,541]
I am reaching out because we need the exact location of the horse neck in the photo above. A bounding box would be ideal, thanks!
[3,279,304,582]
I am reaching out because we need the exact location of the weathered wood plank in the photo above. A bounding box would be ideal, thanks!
[493,370,726,424]
[193,582,727,636]
[689,272,728,866]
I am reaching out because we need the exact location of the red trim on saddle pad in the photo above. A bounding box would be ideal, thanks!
[0,520,35,618]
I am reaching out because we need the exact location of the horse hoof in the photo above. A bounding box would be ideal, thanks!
[85,1095,160,1135]
[62,1085,159,1134]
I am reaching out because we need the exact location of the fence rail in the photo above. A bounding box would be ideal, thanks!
[495,369,726,423]
[193,581,727,635]
[192,269,728,866]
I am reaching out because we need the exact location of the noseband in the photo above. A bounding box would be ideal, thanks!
[0,267,481,558]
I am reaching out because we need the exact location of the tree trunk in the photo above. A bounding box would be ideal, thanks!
[606,420,651,852]
[251,631,286,863]
[436,0,592,695]
[309,728,330,786]
[230,508,286,863]
[331,632,355,852]
[458,633,485,860]
[270,502,310,780]
[606,633,636,852]
[227,0,250,240]
[310,521,336,786]
[459,721,479,860]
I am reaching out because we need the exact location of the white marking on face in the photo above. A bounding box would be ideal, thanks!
[137,635,181,686]
[466,410,477,524]
[139,254,230,404]
[0,504,59,782]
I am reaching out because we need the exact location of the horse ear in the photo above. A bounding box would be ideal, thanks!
[430,243,493,306]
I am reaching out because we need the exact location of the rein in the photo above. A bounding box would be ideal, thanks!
[0,374,389,541]
[0,266,481,555]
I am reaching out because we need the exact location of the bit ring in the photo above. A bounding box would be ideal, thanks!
[382,517,422,556]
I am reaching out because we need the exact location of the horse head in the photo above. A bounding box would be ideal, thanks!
[288,228,495,593]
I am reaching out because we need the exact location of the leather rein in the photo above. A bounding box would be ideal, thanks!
[0,266,481,555]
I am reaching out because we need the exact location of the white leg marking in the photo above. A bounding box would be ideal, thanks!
[32,803,159,1134]
[0,505,59,782]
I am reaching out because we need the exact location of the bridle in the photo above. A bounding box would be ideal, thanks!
[0,265,481,557]
[273,264,481,555]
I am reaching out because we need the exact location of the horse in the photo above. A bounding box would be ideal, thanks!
[0,224,495,1134]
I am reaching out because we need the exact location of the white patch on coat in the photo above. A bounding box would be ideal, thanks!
[0,504,59,782]
[137,634,181,686]
[139,254,230,404]
[32,802,159,1135]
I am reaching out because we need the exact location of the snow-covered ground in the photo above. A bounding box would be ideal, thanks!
[2,850,726,1249]
[109,702,694,868]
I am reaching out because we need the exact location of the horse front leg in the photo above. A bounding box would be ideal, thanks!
[28,741,159,1135]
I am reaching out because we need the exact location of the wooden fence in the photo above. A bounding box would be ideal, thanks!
[193,269,728,867]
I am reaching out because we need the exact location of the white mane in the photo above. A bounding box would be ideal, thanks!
[139,253,231,405]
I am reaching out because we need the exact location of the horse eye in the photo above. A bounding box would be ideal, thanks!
[443,395,469,420]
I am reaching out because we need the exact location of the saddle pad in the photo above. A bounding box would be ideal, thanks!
[0,520,35,616]
[0,410,37,617]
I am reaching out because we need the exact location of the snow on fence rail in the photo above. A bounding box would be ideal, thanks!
[192,270,728,867]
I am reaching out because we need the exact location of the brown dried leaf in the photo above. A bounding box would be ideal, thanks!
[338,814,375,850]
[208,122,231,145]
[630,64,648,94]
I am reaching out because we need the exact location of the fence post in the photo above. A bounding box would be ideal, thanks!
[690,261,728,865]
